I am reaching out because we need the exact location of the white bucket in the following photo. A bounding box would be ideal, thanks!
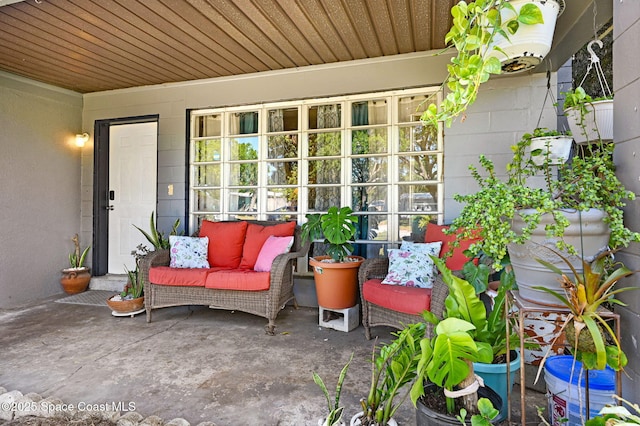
[544,355,616,426]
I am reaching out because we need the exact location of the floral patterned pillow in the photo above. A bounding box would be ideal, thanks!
[169,236,210,268]
[381,241,442,288]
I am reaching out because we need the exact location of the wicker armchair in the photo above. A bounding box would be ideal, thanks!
[358,257,450,340]
[138,221,310,335]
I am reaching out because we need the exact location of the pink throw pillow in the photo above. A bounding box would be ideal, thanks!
[254,236,294,272]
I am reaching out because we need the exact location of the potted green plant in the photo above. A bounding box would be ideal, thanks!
[524,127,573,166]
[134,211,180,250]
[301,206,364,309]
[409,257,517,423]
[533,248,636,372]
[407,257,506,425]
[106,244,149,315]
[313,353,353,426]
[447,137,640,306]
[421,0,559,129]
[351,322,425,426]
[563,86,614,144]
[60,234,91,295]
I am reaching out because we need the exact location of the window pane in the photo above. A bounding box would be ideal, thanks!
[229,163,258,186]
[194,189,220,211]
[398,95,429,122]
[230,137,258,160]
[268,161,298,185]
[309,104,341,129]
[398,185,438,212]
[307,187,340,211]
[194,114,221,138]
[268,108,298,132]
[398,154,438,182]
[352,100,387,126]
[230,111,259,134]
[352,129,387,154]
[267,188,297,213]
[195,164,221,187]
[309,132,341,157]
[352,157,387,184]
[194,139,221,162]
[309,159,341,184]
[351,186,387,212]
[229,190,257,212]
[398,215,433,241]
[268,134,298,159]
[399,124,437,152]
[356,215,388,241]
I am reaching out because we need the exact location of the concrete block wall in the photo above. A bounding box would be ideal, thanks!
[613,0,640,400]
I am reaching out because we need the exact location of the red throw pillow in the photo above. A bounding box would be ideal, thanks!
[425,223,480,271]
[199,220,248,268]
[239,221,296,269]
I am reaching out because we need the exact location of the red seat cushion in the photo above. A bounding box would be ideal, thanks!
[362,279,431,315]
[199,220,248,269]
[149,266,210,287]
[205,270,270,291]
[425,223,480,271]
[239,221,296,269]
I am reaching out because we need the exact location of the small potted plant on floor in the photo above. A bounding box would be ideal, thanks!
[351,322,425,426]
[301,206,364,309]
[409,257,509,424]
[313,353,353,426]
[60,234,91,294]
[106,252,146,315]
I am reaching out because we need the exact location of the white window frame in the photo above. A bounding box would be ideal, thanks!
[188,87,444,253]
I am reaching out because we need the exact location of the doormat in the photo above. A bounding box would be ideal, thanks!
[55,290,115,307]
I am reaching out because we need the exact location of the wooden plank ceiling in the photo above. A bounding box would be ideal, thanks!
[0,0,456,93]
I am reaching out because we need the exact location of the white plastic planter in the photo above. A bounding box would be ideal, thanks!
[485,0,563,73]
[507,208,610,307]
[564,99,613,144]
[528,135,573,165]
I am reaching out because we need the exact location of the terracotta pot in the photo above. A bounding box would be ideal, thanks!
[310,256,364,309]
[106,296,145,313]
[60,267,91,294]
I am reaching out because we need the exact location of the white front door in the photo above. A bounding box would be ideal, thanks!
[108,122,158,274]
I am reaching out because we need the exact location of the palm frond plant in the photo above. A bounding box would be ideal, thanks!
[534,248,637,371]
[313,353,353,426]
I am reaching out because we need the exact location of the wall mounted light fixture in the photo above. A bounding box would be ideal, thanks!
[75,132,89,147]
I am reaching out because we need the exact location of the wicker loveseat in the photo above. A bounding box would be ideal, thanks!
[139,220,310,335]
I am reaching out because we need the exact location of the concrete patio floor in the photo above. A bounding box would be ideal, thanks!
[0,292,546,425]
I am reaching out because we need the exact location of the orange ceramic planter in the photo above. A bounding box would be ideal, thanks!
[309,255,364,309]
[60,267,91,294]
